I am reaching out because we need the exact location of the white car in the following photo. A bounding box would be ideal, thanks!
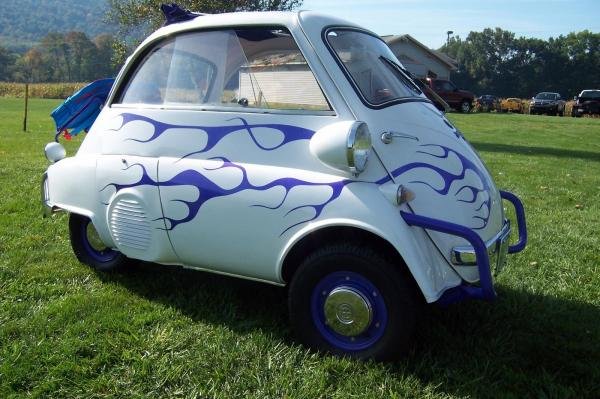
[41,8,527,360]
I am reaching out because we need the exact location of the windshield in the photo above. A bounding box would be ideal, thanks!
[580,90,600,100]
[535,93,558,100]
[325,29,422,107]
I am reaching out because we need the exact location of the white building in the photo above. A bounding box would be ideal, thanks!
[382,34,457,81]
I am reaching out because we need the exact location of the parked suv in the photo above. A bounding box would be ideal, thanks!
[529,92,565,116]
[422,78,475,113]
[475,95,499,112]
[571,89,600,117]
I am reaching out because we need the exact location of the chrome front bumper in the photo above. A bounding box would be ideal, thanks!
[400,190,527,304]
[41,172,61,217]
[452,221,511,274]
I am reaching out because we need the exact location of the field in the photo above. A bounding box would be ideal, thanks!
[0,98,599,398]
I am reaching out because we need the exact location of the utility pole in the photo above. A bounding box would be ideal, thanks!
[23,83,29,132]
[446,30,454,51]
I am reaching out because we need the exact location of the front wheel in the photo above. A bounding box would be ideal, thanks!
[288,243,417,360]
[69,213,127,272]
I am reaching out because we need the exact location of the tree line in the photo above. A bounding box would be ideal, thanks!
[0,32,118,83]
[1,0,597,101]
[441,28,600,98]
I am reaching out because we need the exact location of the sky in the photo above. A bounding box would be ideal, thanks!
[301,0,600,49]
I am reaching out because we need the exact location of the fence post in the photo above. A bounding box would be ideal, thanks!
[23,83,29,132]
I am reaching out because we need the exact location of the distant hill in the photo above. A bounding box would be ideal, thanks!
[0,0,116,52]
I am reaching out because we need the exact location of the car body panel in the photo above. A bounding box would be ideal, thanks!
[42,10,524,303]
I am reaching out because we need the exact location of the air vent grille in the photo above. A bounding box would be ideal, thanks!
[109,198,151,251]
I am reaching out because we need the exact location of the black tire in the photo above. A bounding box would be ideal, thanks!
[460,100,472,113]
[69,213,127,272]
[288,242,417,361]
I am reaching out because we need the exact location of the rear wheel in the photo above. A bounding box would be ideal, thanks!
[288,243,417,360]
[69,213,127,272]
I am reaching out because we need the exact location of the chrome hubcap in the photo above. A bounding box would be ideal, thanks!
[86,222,107,252]
[323,286,373,337]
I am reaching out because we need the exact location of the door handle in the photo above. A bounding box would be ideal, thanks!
[380,131,419,144]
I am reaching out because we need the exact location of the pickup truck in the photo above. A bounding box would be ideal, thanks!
[571,90,600,117]
[421,78,475,113]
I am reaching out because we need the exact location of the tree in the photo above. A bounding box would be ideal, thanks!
[94,34,119,78]
[0,45,14,81]
[40,32,70,81]
[16,48,47,82]
[8,31,118,83]
[107,0,303,66]
[65,32,97,81]
[440,29,600,98]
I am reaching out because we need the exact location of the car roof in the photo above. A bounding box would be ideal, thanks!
[142,10,362,45]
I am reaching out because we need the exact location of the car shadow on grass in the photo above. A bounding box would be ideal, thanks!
[99,261,289,334]
[100,262,599,398]
[470,141,600,162]
[403,286,600,397]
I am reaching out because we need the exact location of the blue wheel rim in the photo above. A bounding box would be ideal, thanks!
[81,219,118,263]
[311,271,387,352]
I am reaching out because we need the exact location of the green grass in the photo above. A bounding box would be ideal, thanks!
[1,98,599,398]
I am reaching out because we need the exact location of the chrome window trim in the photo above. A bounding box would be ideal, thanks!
[110,103,337,117]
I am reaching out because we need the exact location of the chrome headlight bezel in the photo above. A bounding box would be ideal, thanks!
[346,121,372,175]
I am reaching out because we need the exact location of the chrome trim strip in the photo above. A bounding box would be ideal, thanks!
[41,172,62,217]
[451,221,511,266]
[110,103,337,116]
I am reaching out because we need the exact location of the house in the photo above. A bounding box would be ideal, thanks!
[382,34,457,80]
[238,52,328,108]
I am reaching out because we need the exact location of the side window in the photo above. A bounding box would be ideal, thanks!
[115,27,331,112]
[442,81,455,91]
[119,42,172,104]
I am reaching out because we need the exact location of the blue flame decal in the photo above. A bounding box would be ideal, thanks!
[103,159,351,235]
[104,114,492,234]
[109,113,314,158]
[377,144,492,229]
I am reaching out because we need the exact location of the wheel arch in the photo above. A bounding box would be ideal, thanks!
[279,223,424,301]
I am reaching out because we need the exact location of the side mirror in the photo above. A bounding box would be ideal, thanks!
[44,142,66,163]
[573,96,578,101]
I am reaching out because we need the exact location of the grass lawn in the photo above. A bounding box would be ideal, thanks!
[0,98,599,398]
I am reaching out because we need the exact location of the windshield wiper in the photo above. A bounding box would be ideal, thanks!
[379,56,422,95]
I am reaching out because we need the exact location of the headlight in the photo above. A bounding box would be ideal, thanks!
[346,121,371,175]
[310,121,372,176]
